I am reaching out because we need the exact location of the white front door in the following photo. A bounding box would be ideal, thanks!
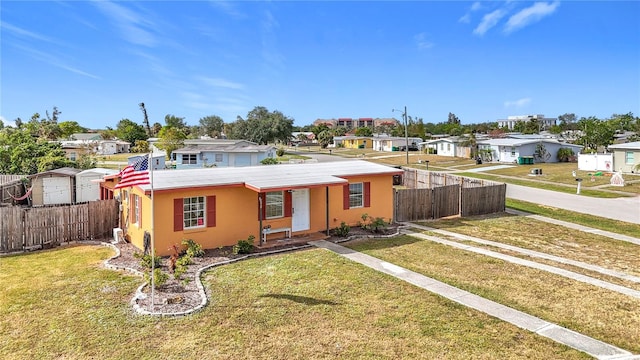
[291,189,310,232]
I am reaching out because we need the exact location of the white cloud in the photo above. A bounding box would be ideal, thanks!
[0,116,16,128]
[505,2,560,34]
[414,33,434,50]
[459,2,482,23]
[92,1,158,47]
[11,43,100,79]
[473,9,507,36]
[504,97,532,108]
[199,77,245,90]
[208,0,246,19]
[1,22,58,44]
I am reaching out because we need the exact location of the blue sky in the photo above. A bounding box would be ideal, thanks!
[1,1,639,129]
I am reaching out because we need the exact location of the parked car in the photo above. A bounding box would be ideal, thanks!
[398,143,419,151]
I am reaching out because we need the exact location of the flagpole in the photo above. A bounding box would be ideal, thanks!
[149,152,155,311]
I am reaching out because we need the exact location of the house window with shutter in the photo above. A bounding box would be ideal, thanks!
[133,194,141,225]
[183,196,205,229]
[266,191,284,219]
[349,183,364,208]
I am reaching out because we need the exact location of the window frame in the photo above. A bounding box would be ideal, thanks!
[214,153,223,162]
[625,151,634,165]
[183,196,206,229]
[349,182,364,208]
[182,154,197,165]
[265,191,284,219]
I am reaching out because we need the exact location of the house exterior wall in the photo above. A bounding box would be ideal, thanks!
[343,138,373,149]
[121,174,395,256]
[612,149,640,173]
[437,142,456,157]
[177,151,273,169]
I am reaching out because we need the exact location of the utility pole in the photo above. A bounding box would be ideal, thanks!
[393,106,410,165]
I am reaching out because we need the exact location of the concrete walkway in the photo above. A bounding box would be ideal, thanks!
[310,240,636,360]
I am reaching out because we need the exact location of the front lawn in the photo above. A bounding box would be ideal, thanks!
[0,245,587,359]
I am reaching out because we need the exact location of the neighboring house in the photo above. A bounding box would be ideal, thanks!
[372,136,423,152]
[173,141,276,169]
[71,133,103,141]
[76,168,119,202]
[421,137,465,157]
[115,160,402,256]
[29,167,81,206]
[608,141,640,173]
[61,142,96,161]
[333,136,373,149]
[98,140,131,155]
[497,114,557,131]
[478,139,583,163]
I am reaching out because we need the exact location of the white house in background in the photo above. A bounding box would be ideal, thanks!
[421,137,465,157]
[98,139,130,154]
[497,114,557,131]
[172,140,276,169]
[478,138,582,163]
[608,141,640,173]
[371,136,423,152]
[76,168,119,203]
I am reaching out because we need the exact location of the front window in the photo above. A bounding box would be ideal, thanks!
[511,147,516,156]
[215,153,223,162]
[183,196,205,229]
[266,191,284,219]
[625,151,634,164]
[182,154,197,165]
[349,183,364,208]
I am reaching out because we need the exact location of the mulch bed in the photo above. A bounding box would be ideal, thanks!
[106,224,400,315]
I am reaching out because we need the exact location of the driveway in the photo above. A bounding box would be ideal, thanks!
[506,184,640,224]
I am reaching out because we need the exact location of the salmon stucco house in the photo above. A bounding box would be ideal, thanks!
[114,160,402,256]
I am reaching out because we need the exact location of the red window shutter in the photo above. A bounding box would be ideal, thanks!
[343,184,350,210]
[206,196,216,227]
[173,198,183,232]
[259,193,266,220]
[364,182,371,208]
[284,191,292,217]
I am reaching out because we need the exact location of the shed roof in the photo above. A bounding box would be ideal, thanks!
[30,167,82,178]
[478,139,582,148]
[76,168,120,177]
[136,160,402,193]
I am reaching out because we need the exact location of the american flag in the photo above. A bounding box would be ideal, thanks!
[114,156,150,189]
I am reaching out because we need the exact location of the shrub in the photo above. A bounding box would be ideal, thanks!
[333,221,350,237]
[133,252,162,270]
[233,235,255,254]
[557,147,575,162]
[144,268,169,289]
[360,213,389,233]
[261,157,279,165]
[181,239,204,258]
[276,147,286,157]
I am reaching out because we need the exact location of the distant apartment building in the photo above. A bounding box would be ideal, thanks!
[313,117,398,129]
[497,114,557,131]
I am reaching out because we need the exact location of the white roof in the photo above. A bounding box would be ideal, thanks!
[478,138,582,148]
[139,160,402,192]
[77,168,120,177]
[608,141,640,150]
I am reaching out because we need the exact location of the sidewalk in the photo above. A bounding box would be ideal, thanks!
[310,239,637,360]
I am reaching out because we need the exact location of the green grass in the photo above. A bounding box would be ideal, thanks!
[506,198,640,237]
[347,235,640,353]
[0,245,588,359]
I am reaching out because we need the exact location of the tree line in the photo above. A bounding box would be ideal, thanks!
[1,106,638,175]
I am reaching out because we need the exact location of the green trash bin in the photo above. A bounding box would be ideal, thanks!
[518,157,523,165]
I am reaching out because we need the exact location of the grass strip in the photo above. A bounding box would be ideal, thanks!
[347,236,640,353]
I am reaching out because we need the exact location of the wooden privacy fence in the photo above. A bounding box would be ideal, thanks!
[395,168,506,222]
[0,175,26,204]
[0,200,119,253]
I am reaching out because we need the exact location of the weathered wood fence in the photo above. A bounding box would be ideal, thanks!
[0,175,26,204]
[395,168,506,222]
[0,200,119,253]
